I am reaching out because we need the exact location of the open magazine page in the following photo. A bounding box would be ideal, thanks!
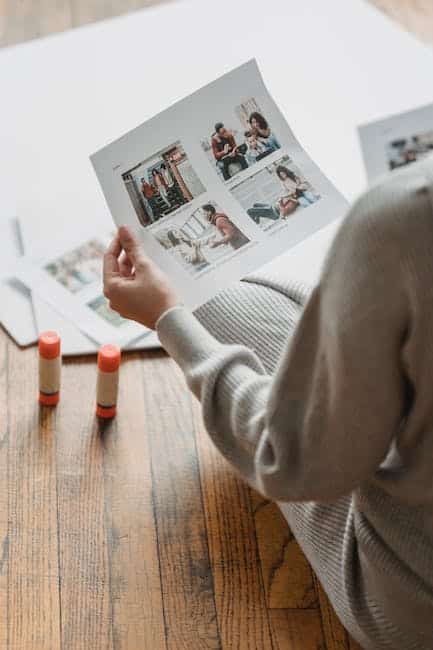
[17,216,159,355]
[91,59,348,310]
[15,229,150,346]
[359,103,433,183]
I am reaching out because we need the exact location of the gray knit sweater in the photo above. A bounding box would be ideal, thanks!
[157,160,433,648]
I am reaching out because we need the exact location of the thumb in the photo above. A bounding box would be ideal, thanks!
[118,225,142,264]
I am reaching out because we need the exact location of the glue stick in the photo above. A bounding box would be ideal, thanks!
[96,344,120,419]
[38,331,61,406]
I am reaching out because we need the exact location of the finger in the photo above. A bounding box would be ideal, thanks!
[103,236,122,281]
[118,225,142,265]
[119,250,134,277]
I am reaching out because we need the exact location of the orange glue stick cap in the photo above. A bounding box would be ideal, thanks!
[98,344,121,373]
[38,331,61,359]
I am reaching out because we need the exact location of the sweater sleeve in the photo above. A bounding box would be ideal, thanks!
[157,186,411,502]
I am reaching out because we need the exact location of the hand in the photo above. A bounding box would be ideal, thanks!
[103,226,180,330]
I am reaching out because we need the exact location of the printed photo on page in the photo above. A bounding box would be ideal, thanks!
[91,59,348,310]
[15,232,150,346]
[359,102,433,183]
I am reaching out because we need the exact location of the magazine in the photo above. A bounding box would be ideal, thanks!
[16,228,149,347]
[91,59,348,312]
[359,103,433,183]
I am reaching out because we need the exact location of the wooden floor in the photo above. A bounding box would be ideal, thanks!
[0,1,430,649]
[0,0,432,49]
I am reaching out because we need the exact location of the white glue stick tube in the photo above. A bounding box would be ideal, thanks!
[38,331,61,406]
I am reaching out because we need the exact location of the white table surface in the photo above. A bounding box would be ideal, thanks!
[1,0,433,337]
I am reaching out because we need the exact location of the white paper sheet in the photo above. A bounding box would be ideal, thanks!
[0,216,37,347]
[359,103,433,184]
[2,0,433,321]
[18,216,160,355]
[91,60,348,310]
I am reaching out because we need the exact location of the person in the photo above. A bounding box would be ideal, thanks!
[248,112,280,152]
[103,156,433,650]
[276,165,317,206]
[152,168,171,209]
[160,163,175,189]
[244,130,272,165]
[211,122,248,180]
[246,202,281,224]
[202,204,250,250]
[165,229,209,271]
[140,177,158,223]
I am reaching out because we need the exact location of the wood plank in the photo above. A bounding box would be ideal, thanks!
[370,0,433,46]
[269,609,324,650]
[0,0,71,47]
[6,342,61,650]
[251,492,317,609]
[192,399,274,649]
[101,351,166,650]
[0,331,10,649]
[70,0,164,28]
[141,354,221,649]
[55,356,113,650]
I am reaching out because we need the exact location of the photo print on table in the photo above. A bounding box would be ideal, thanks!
[122,141,206,228]
[152,201,251,277]
[201,97,281,183]
[44,239,105,293]
[87,294,129,328]
[386,129,433,171]
[231,155,320,231]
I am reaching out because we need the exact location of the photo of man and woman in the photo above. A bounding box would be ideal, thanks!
[122,141,206,227]
[44,239,106,293]
[386,129,433,170]
[231,155,320,230]
[201,98,281,182]
[153,201,251,276]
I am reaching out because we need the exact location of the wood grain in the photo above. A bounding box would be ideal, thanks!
[270,609,325,650]
[55,355,113,650]
[0,0,169,47]
[6,343,61,649]
[141,355,220,649]
[0,0,71,47]
[0,333,9,649]
[370,0,433,46]
[101,352,166,650]
[192,398,274,649]
[251,493,317,610]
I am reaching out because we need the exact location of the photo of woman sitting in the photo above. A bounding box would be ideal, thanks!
[276,165,317,206]
[245,160,318,227]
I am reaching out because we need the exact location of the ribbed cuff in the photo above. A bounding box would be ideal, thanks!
[156,305,222,368]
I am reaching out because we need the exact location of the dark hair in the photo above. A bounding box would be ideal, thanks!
[276,165,297,183]
[249,112,268,130]
[167,230,180,247]
[202,203,216,215]
[214,122,224,133]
